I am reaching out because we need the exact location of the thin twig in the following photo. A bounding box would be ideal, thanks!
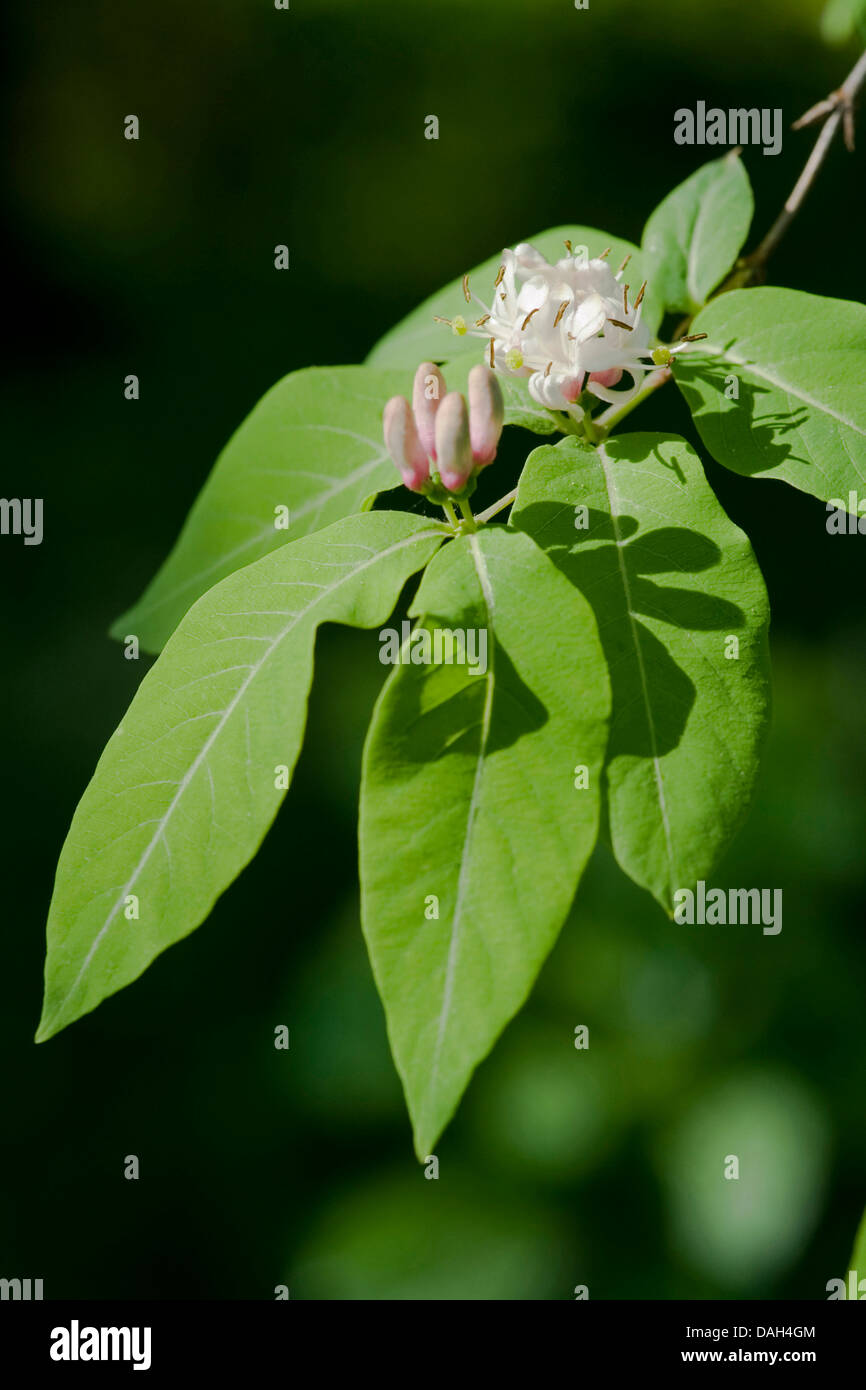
[743,48,866,274]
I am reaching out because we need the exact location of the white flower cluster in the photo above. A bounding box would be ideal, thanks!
[446,242,697,412]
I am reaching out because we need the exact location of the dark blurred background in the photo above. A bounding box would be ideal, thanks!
[2,0,865,1299]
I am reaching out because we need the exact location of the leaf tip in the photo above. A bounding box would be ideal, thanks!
[34,991,73,1044]
[410,1103,443,1163]
[411,1117,430,1162]
[34,1013,59,1044]
[107,612,130,643]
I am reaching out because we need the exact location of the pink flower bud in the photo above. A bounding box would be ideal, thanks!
[435,392,473,492]
[383,395,430,492]
[467,364,505,466]
[588,368,623,389]
[412,362,446,461]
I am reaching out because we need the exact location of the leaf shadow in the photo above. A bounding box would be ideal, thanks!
[516,500,745,760]
[676,356,811,476]
[388,621,548,765]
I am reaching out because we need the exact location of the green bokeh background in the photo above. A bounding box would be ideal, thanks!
[2,0,865,1299]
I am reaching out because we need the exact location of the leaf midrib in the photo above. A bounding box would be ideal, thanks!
[597,443,677,891]
[425,533,496,1128]
[703,341,866,441]
[686,188,713,308]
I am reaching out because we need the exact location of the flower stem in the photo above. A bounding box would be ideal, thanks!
[582,408,599,444]
[457,496,478,530]
[441,499,460,528]
[476,488,518,524]
[560,411,586,436]
[596,366,672,436]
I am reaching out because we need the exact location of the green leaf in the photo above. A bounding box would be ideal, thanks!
[37,512,444,1043]
[642,153,753,316]
[497,377,562,435]
[366,225,665,379]
[676,288,866,507]
[112,366,415,653]
[512,433,770,914]
[359,526,610,1157]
